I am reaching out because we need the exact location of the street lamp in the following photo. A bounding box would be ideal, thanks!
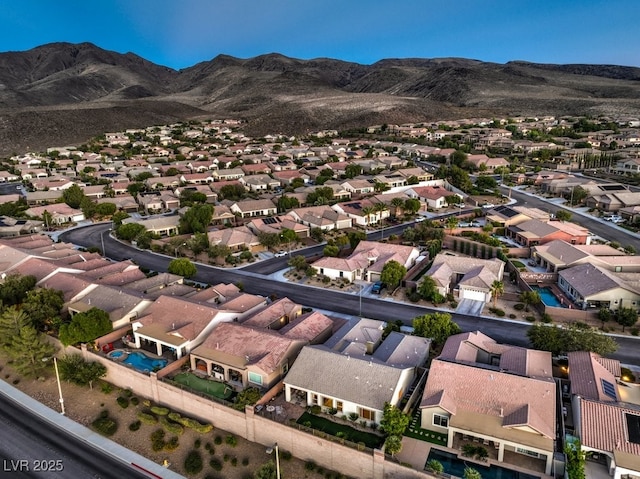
[42,356,65,415]
[175,242,187,257]
[265,443,281,479]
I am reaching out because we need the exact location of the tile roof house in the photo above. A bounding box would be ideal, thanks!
[421,253,505,303]
[466,154,510,170]
[284,346,414,424]
[568,351,621,402]
[506,219,590,247]
[131,296,239,359]
[420,332,556,475]
[246,214,309,238]
[485,205,550,227]
[405,185,462,209]
[190,322,307,390]
[576,399,640,479]
[533,240,640,273]
[122,215,180,237]
[25,203,85,225]
[230,199,277,218]
[289,205,352,231]
[241,297,303,330]
[207,226,262,252]
[558,262,640,311]
[68,286,152,329]
[311,240,420,282]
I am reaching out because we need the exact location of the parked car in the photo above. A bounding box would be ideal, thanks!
[415,216,426,223]
[482,203,495,209]
[274,250,287,257]
[371,281,386,294]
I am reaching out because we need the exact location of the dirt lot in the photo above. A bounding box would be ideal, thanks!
[0,356,330,479]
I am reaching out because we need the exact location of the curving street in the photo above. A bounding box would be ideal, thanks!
[59,223,640,365]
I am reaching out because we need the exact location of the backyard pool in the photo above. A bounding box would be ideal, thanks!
[108,350,125,359]
[123,351,167,373]
[426,449,539,479]
[531,286,567,308]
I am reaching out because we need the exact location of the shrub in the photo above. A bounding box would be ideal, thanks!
[128,420,141,431]
[310,405,322,415]
[242,457,249,466]
[184,450,203,475]
[122,388,133,397]
[142,399,152,407]
[514,303,525,311]
[194,439,201,448]
[92,416,117,436]
[280,450,292,461]
[164,436,180,452]
[12,379,19,385]
[223,454,230,462]
[214,435,222,445]
[305,461,317,471]
[525,316,536,322]
[151,429,166,451]
[116,396,129,409]
[160,417,184,435]
[632,327,640,337]
[225,435,238,447]
[99,410,109,419]
[137,412,158,424]
[509,314,516,319]
[130,397,139,406]
[209,458,223,471]
[150,406,170,416]
[348,412,359,421]
[541,313,553,323]
[231,457,238,467]
[101,382,113,394]
[427,459,444,473]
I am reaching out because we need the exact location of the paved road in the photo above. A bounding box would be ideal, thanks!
[0,392,151,479]
[60,224,640,364]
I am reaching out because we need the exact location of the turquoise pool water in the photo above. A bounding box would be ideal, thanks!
[426,449,539,479]
[109,350,125,359]
[123,351,167,373]
[531,286,567,308]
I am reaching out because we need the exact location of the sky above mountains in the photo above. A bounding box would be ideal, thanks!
[3,0,639,69]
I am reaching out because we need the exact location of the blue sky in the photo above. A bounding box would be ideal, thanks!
[2,0,639,69]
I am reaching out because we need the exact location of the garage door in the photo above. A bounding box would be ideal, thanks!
[461,289,486,302]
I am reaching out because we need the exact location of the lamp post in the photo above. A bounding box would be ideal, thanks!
[266,443,281,479]
[43,357,65,415]
[175,242,187,257]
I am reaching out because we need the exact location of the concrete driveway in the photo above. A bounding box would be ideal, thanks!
[456,299,485,316]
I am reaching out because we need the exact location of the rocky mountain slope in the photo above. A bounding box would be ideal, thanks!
[1,42,639,154]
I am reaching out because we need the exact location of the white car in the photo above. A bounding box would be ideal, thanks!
[274,250,287,257]
[415,216,426,223]
[482,203,495,209]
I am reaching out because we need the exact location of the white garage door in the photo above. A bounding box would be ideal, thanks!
[461,289,486,302]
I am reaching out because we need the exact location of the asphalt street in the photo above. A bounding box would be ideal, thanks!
[0,392,151,479]
[60,223,640,365]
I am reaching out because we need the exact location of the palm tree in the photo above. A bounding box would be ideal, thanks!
[445,216,459,234]
[361,206,375,226]
[490,280,505,309]
[373,202,388,226]
[391,197,405,217]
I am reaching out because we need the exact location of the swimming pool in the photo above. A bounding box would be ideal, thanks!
[531,286,567,308]
[426,449,539,479]
[123,351,168,373]
[109,350,125,359]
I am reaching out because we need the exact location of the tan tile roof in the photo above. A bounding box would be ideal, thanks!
[568,351,620,402]
[421,359,556,440]
[242,297,301,328]
[559,263,640,297]
[579,398,640,470]
[280,311,334,342]
[193,322,304,374]
[219,293,265,313]
[207,226,260,248]
[39,272,94,302]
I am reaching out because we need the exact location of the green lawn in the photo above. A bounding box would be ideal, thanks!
[404,410,447,445]
[297,412,384,449]
[172,373,234,400]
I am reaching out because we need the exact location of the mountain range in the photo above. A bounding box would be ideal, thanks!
[1,42,639,154]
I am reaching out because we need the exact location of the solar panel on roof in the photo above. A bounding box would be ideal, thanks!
[262,217,278,225]
[626,413,640,444]
[600,184,625,191]
[602,379,617,399]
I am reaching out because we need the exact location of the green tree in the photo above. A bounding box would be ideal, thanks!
[616,307,638,332]
[219,184,247,201]
[208,244,231,260]
[463,466,482,479]
[59,308,113,346]
[62,184,86,209]
[116,222,146,241]
[564,439,586,479]
[598,308,612,329]
[310,227,324,242]
[568,186,588,206]
[168,258,197,278]
[380,260,406,291]
[527,323,617,356]
[323,245,340,257]
[403,198,421,216]
[344,163,363,179]
[288,255,308,271]
[490,280,504,309]
[445,216,458,233]
[380,402,410,437]
[412,312,461,346]
[555,210,572,221]
[257,232,281,249]
[7,326,56,377]
[0,274,37,306]
[112,211,130,226]
[347,230,367,249]
[519,290,541,312]
[22,287,65,332]
[427,460,444,474]
[0,306,31,350]
[417,276,440,302]
[383,435,403,457]
[57,354,107,389]
[179,203,214,234]
[95,202,117,216]
[277,195,299,212]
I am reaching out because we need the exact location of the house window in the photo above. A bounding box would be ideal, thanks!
[248,372,263,386]
[282,362,288,374]
[433,414,449,428]
[323,397,333,408]
[336,401,343,412]
[359,408,375,421]
[311,393,318,405]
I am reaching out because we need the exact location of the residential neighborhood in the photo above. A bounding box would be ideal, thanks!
[2,115,640,479]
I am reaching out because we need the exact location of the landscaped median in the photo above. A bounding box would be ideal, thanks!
[295,411,384,450]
